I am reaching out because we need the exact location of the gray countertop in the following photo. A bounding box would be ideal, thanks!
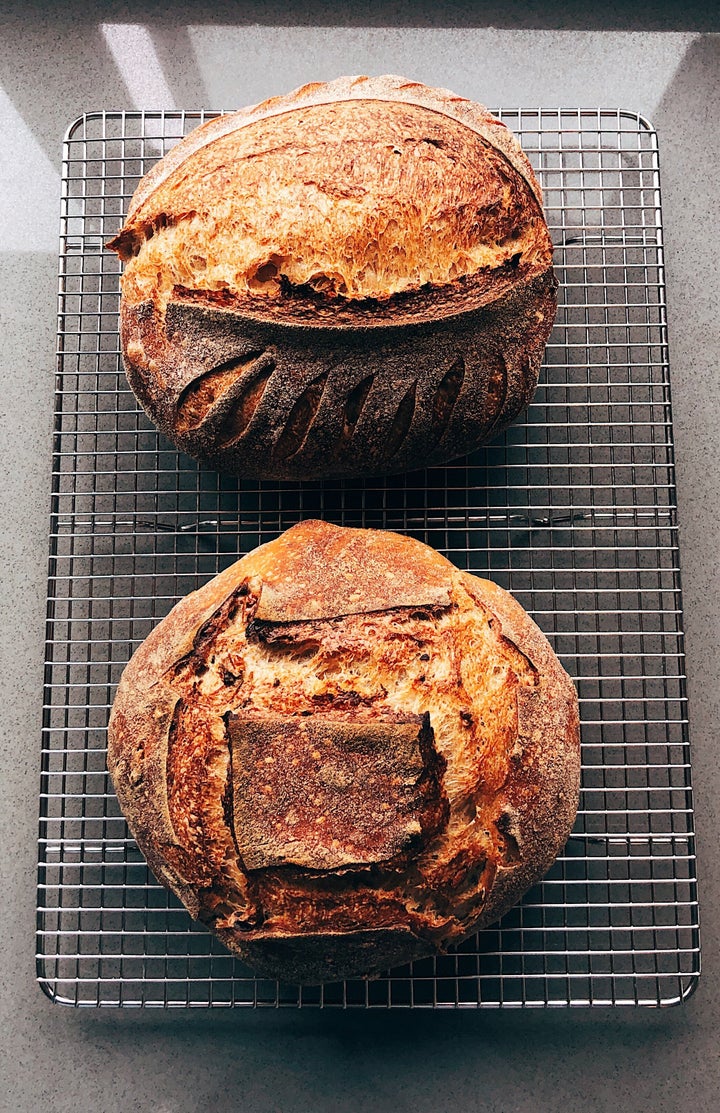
[2,4,719,1110]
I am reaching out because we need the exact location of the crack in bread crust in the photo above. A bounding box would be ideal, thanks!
[112,98,550,309]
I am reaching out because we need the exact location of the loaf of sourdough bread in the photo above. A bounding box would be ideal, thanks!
[107,76,557,479]
[107,521,580,983]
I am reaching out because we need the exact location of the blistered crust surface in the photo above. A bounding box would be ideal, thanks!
[108,521,581,983]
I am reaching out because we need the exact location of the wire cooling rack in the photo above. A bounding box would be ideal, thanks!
[37,107,699,1008]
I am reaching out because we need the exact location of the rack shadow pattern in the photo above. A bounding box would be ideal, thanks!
[37,108,699,1008]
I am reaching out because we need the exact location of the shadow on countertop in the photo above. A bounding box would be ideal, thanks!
[3,0,720,29]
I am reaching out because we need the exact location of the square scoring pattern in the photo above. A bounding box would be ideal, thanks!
[37,108,699,1008]
[228,712,436,871]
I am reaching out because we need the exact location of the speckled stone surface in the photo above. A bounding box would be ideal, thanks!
[1,3,719,1110]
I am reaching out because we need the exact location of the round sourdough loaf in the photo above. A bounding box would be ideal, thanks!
[107,76,557,479]
[108,521,580,983]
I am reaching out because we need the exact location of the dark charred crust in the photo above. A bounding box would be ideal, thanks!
[221,712,236,836]
[164,698,184,827]
[168,259,542,326]
[246,603,451,647]
[216,926,432,984]
[244,617,317,648]
[310,690,376,710]
[416,712,450,841]
[494,810,522,865]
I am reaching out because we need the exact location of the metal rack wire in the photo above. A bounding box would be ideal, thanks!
[37,108,699,1007]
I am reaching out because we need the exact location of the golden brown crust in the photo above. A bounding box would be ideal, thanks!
[120,75,544,229]
[108,685,202,918]
[107,76,557,480]
[249,521,452,620]
[108,521,580,983]
[456,574,581,931]
[112,97,549,309]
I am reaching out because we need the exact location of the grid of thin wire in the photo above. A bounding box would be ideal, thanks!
[37,108,699,1008]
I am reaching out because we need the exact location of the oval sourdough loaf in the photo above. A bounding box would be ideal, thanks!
[108,521,580,983]
[107,75,557,479]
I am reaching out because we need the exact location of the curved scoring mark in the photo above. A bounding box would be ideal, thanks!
[430,355,465,440]
[215,360,276,448]
[342,375,374,442]
[176,353,265,433]
[483,352,508,431]
[386,381,417,458]
[273,371,329,461]
[520,351,539,395]
[164,697,185,841]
